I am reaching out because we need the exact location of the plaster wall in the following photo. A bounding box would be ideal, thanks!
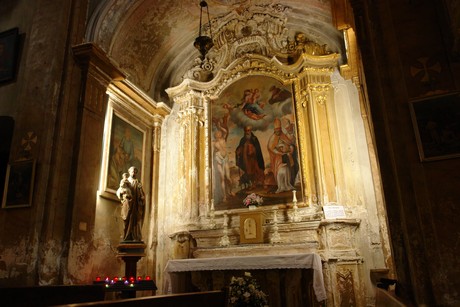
[0,0,79,286]
[0,1,34,116]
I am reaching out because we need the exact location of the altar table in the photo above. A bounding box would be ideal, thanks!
[165,253,326,302]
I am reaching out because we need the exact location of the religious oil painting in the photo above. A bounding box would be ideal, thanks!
[105,112,144,193]
[211,75,302,210]
[2,159,36,209]
[409,92,460,162]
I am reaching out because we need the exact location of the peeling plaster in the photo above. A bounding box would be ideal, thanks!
[0,236,37,285]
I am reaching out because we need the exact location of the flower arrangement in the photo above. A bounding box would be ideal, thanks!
[243,193,263,207]
[228,272,269,307]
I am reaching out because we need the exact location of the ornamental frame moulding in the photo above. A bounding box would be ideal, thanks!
[169,53,338,100]
[167,50,339,220]
[181,1,338,83]
[192,3,292,78]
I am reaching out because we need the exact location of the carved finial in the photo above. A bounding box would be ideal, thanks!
[287,32,331,64]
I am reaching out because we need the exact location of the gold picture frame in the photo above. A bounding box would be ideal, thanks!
[2,159,36,209]
[239,211,264,244]
[210,75,303,211]
[100,107,146,199]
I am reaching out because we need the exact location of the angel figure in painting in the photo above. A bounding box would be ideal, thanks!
[116,166,145,242]
[240,88,266,120]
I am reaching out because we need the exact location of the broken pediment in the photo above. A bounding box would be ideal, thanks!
[184,3,336,82]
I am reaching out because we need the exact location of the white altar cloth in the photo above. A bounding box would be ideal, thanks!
[164,253,326,302]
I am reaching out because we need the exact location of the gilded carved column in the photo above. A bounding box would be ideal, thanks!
[173,89,206,225]
[151,115,163,205]
[148,115,163,274]
[310,83,336,204]
[295,69,338,206]
[292,82,317,205]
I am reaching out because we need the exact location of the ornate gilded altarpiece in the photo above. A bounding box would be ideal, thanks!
[161,4,389,306]
[166,2,339,217]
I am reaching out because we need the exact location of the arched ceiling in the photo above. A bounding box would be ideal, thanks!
[86,0,343,105]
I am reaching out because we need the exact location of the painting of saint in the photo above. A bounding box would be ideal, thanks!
[211,76,302,210]
[106,114,144,192]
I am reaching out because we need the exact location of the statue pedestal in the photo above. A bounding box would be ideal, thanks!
[117,242,146,298]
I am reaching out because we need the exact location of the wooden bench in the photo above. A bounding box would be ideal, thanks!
[56,291,227,307]
[0,284,106,307]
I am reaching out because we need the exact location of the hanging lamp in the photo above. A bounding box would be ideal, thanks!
[194,0,214,60]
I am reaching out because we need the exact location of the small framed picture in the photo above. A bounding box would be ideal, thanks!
[0,27,20,83]
[239,211,264,244]
[409,92,460,161]
[2,159,36,209]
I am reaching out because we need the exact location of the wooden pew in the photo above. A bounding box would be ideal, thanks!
[56,291,226,307]
[0,285,106,307]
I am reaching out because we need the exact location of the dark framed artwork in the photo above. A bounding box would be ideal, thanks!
[0,27,20,83]
[409,92,460,161]
[211,75,302,210]
[104,111,145,194]
[2,159,36,209]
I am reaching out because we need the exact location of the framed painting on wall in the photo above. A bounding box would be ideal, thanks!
[211,75,303,211]
[2,159,36,209]
[0,27,20,83]
[103,111,145,195]
[409,92,460,161]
